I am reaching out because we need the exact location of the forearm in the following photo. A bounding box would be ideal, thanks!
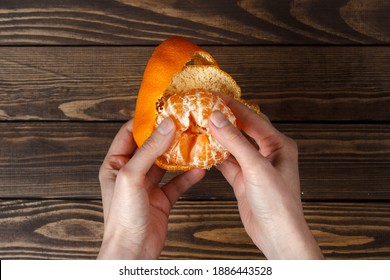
[254,211,324,260]
[97,229,154,260]
[97,242,136,260]
[262,224,323,259]
[98,236,139,260]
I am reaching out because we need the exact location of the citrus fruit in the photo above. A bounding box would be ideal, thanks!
[133,36,259,171]
[156,89,236,170]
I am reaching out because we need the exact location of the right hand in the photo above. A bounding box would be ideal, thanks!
[208,96,323,259]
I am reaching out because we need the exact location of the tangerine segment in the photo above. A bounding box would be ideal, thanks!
[155,90,236,170]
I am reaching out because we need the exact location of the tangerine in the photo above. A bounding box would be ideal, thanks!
[133,36,259,171]
[156,90,236,170]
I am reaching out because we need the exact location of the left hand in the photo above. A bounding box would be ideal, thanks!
[97,118,205,259]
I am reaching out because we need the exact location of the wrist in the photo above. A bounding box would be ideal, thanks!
[254,208,323,259]
[97,229,152,260]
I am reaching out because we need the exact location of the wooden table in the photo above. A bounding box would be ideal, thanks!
[0,0,389,259]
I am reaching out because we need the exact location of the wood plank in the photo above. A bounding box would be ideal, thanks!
[0,0,389,45]
[0,122,389,200]
[165,201,390,260]
[1,46,390,121]
[0,199,103,259]
[0,199,388,259]
[0,122,113,198]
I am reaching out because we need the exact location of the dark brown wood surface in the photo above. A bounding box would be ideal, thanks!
[0,0,389,260]
[1,0,389,45]
[0,122,389,200]
[1,46,390,121]
[0,200,388,260]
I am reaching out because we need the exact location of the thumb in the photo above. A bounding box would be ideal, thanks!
[209,111,266,170]
[124,117,176,175]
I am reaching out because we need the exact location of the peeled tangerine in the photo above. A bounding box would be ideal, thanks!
[133,36,259,171]
[156,90,236,170]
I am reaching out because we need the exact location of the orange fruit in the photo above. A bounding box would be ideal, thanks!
[156,89,236,170]
[133,36,259,171]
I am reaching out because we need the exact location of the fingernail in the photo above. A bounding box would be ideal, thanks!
[210,111,229,128]
[157,117,174,135]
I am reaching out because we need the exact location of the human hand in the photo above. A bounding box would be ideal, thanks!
[97,118,205,259]
[209,96,323,259]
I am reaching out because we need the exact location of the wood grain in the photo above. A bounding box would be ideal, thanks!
[1,0,389,264]
[164,201,390,260]
[0,0,389,45]
[0,199,388,259]
[1,46,389,121]
[0,199,103,259]
[0,122,389,200]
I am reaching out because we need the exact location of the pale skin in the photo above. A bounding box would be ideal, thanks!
[97,95,323,260]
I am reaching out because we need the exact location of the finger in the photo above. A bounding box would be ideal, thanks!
[209,111,270,171]
[259,111,271,124]
[99,154,130,216]
[146,164,166,185]
[216,156,241,187]
[105,119,137,159]
[99,120,134,195]
[161,168,206,207]
[216,94,296,162]
[100,119,135,182]
[105,154,130,172]
[100,120,137,186]
[216,93,280,143]
[217,156,248,199]
[122,117,176,176]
